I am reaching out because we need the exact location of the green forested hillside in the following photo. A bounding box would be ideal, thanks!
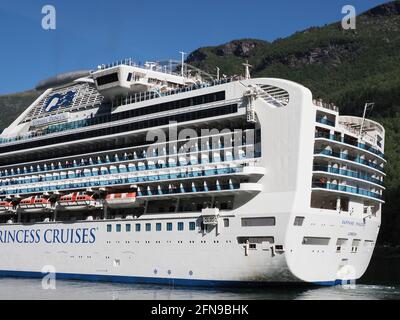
[0,1,399,245]
[188,2,400,118]
[0,91,41,130]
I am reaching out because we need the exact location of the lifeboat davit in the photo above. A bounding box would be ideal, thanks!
[19,196,53,213]
[0,200,14,214]
[57,192,101,211]
[105,193,137,209]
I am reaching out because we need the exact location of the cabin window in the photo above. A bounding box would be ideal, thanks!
[126,224,131,232]
[107,224,112,232]
[223,218,230,227]
[0,101,236,158]
[351,239,361,253]
[96,73,119,86]
[156,223,162,231]
[135,224,141,232]
[294,217,305,226]
[146,223,151,232]
[178,222,184,231]
[189,222,196,231]
[241,217,276,227]
[302,237,330,246]
[167,223,173,231]
[364,240,374,248]
[116,224,121,232]
[336,239,347,253]
[237,237,275,244]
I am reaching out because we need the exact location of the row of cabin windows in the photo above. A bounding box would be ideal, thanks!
[5,91,225,142]
[0,104,237,158]
[107,221,196,233]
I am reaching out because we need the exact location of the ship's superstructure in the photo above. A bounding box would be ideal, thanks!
[0,58,385,286]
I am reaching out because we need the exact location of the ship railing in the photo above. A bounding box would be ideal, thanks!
[0,155,257,188]
[313,165,384,186]
[312,182,383,201]
[0,153,259,184]
[313,99,339,112]
[0,127,257,172]
[0,161,254,196]
[137,183,241,197]
[339,123,361,136]
[111,77,237,108]
[314,149,385,173]
[315,132,385,159]
[98,59,181,77]
[0,142,259,179]
[0,157,258,189]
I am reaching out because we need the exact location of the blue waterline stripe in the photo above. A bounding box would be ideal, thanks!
[0,270,349,288]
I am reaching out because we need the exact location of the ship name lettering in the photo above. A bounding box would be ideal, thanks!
[0,228,96,244]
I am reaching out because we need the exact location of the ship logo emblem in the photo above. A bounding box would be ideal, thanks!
[45,91,76,112]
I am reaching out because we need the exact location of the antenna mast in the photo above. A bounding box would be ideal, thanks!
[179,51,187,78]
[360,102,375,138]
[243,60,252,80]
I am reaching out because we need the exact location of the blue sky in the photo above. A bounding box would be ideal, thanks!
[0,0,388,94]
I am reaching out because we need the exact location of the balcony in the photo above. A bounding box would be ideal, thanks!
[136,182,263,200]
[316,117,335,127]
[313,99,339,113]
[314,149,385,174]
[0,158,264,196]
[312,182,383,202]
[315,131,385,160]
[0,138,259,178]
[313,165,384,187]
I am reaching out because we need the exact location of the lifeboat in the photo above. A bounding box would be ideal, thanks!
[105,193,137,209]
[57,192,101,211]
[0,200,14,214]
[19,195,53,213]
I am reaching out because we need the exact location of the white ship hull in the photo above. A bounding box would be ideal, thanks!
[0,208,378,286]
[0,64,386,287]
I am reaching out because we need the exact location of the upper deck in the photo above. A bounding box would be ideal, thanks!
[0,59,248,149]
[0,62,387,227]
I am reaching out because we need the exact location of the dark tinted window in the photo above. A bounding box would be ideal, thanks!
[96,73,119,86]
[0,103,236,165]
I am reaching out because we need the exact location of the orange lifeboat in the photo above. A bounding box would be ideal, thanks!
[57,192,100,211]
[0,200,14,214]
[19,196,53,213]
[105,193,137,209]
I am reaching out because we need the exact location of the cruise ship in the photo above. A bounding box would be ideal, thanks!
[0,58,386,286]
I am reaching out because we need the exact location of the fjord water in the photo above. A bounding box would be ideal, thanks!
[0,256,399,300]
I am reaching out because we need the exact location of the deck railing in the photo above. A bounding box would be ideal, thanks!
[314,149,385,173]
[313,165,384,186]
[315,132,385,159]
[312,182,383,200]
